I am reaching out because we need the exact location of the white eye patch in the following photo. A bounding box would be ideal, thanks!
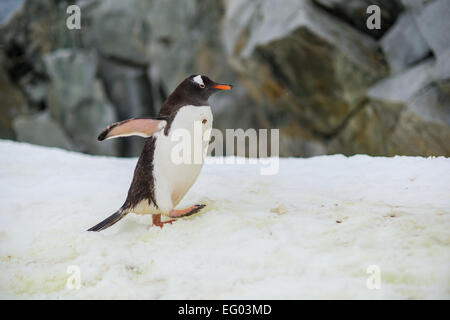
[193,75,205,87]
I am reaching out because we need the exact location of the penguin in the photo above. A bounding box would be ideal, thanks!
[87,75,232,231]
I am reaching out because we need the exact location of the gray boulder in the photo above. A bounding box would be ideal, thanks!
[327,99,404,155]
[387,102,450,156]
[86,0,196,68]
[98,57,154,119]
[434,48,450,81]
[380,12,430,73]
[329,81,450,157]
[13,111,74,150]
[98,57,155,156]
[407,81,450,127]
[415,0,450,57]
[63,80,118,156]
[334,59,450,156]
[44,49,118,155]
[1,0,448,158]
[0,52,27,139]
[0,0,24,25]
[85,0,153,66]
[368,58,435,102]
[400,0,432,10]
[145,0,225,91]
[0,0,83,76]
[44,49,98,121]
[224,0,387,136]
[313,0,403,39]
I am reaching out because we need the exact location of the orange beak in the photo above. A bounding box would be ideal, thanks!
[213,84,232,90]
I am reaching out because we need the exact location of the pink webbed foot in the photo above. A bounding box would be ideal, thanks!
[152,214,175,228]
[168,204,206,218]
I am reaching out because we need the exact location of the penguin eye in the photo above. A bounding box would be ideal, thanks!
[199,83,205,88]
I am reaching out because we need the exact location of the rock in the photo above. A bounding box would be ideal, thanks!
[139,0,265,156]
[64,80,118,156]
[329,81,450,156]
[327,99,404,155]
[44,49,118,156]
[86,0,152,66]
[434,49,450,81]
[280,136,327,157]
[13,111,74,150]
[145,0,197,87]
[415,0,450,57]
[368,58,435,102]
[225,0,387,137]
[98,57,154,119]
[44,49,98,121]
[331,54,450,157]
[0,0,83,77]
[400,0,432,10]
[87,0,219,98]
[0,52,27,139]
[146,0,224,90]
[98,57,154,156]
[335,71,450,156]
[365,58,450,156]
[407,81,450,126]
[380,12,430,73]
[86,0,196,67]
[313,0,404,39]
[387,105,450,156]
[0,0,24,25]
[146,66,166,115]
[1,0,448,158]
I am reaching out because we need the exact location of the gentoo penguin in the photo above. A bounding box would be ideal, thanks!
[87,75,232,231]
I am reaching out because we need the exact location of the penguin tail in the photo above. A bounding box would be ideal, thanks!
[87,209,128,232]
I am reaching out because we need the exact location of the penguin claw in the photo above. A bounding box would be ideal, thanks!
[152,214,176,228]
[180,204,206,217]
[154,219,176,228]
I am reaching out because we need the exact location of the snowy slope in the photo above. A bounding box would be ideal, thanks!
[0,140,449,299]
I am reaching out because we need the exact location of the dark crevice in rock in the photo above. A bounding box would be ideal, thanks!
[323,97,370,141]
[3,40,33,82]
[411,50,435,69]
[100,53,149,69]
[312,1,362,34]
[2,39,49,113]
[36,99,46,112]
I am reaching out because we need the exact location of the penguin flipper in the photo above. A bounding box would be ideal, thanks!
[87,209,128,232]
[97,118,167,141]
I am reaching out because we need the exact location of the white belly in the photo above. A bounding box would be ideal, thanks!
[151,105,213,214]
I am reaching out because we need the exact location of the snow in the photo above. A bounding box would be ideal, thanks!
[0,140,449,299]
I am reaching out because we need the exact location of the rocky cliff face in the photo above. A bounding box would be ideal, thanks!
[0,0,449,157]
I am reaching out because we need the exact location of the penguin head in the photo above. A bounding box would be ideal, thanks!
[175,74,232,104]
